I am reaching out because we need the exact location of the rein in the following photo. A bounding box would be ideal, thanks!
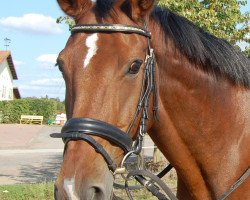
[50,23,250,200]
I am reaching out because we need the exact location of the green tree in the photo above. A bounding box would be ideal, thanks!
[158,0,249,56]
[244,46,250,58]
[49,97,65,113]
[27,98,57,122]
[56,0,249,56]
[0,98,64,124]
[57,16,75,30]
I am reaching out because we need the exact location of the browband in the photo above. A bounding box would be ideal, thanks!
[71,24,151,38]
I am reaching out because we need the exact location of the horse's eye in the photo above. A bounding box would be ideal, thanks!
[128,60,143,74]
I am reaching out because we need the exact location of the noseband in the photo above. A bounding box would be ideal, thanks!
[51,23,158,172]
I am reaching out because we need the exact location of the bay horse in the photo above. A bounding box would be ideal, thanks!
[52,0,250,199]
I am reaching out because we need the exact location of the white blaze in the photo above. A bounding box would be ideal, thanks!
[64,178,79,200]
[83,33,98,68]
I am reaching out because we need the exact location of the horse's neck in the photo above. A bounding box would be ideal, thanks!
[149,21,250,199]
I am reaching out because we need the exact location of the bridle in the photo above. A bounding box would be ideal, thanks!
[51,22,177,199]
[71,24,151,37]
[51,23,157,172]
[50,23,250,200]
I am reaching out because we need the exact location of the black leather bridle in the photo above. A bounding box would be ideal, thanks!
[51,22,158,170]
[50,23,176,199]
[52,118,133,172]
[71,24,151,38]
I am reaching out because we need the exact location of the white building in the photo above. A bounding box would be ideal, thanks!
[0,51,20,100]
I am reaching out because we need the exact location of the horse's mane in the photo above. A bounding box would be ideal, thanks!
[95,1,250,88]
[152,7,250,88]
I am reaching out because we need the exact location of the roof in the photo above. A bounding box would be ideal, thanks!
[0,51,18,80]
[13,87,21,99]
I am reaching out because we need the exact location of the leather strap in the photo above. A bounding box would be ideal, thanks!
[218,167,250,200]
[157,164,173,178]
[71,24,151,38]
[113,164,173,190]
[61,133,117,172]
[56,118,133,153]
[125,170,178,200]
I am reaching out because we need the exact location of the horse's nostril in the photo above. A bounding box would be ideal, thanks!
[93,186,101,194]
[87,186,104,200]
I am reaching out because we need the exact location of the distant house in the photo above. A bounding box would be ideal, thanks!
[0,51,21,100]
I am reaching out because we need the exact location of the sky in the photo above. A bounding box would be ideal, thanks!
[0,1,249,101]
[0,1,69,100]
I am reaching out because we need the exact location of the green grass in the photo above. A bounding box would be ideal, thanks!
[0,182,54,200]
[113,174,177,200]
[0,165,177,200]
[0,182,152,200]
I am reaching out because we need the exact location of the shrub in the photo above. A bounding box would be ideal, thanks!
[0,98,65,124]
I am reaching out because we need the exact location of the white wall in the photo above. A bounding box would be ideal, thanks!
[0,60,14,100]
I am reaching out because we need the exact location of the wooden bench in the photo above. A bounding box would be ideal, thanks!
[20,115,43,125]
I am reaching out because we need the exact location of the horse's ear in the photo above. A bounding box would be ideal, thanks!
[129,0,155,21]
[57,0,92,18]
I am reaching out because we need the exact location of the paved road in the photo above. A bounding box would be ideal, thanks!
[0,124,63,185]
[0,151,62,185]
[0,124,157,185]
[0,124,63,150]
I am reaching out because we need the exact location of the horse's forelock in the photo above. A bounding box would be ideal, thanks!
[95,0,115,17]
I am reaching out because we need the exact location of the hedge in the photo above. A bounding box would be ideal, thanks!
[0,98,65,124]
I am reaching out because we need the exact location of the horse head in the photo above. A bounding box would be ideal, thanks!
[54,0,157,199]
[53,0,250,199]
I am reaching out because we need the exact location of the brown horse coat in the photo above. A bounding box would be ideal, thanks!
[54,0,250,199]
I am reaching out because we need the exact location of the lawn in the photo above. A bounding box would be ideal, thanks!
[0,182,54,200]
[0,177,176,200]
[0,162,177,199]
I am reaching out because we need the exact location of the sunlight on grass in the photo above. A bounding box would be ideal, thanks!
[0,182,54,200]
[0,162,177,200]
